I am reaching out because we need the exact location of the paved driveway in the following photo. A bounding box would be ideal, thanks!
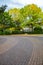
[0,35,43,65]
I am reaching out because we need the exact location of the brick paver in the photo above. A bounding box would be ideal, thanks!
[28,37,43,65]
[0,36,43,65]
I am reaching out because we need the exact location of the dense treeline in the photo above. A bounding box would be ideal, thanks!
[0,4,43,34]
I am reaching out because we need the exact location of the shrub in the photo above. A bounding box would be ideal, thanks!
[0,31,3,35]
[12,29,25,34]
[4,29,11,35]
[34,26,42,34]
[4,27,15,35]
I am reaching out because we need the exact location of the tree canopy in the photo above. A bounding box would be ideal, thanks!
[0,4,43,34]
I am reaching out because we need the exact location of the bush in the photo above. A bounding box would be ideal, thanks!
[3,28,24,35]
[34,26,42,34]
[13,30,24,34]
[0,31,3,35]
[4,29,11,35]
[4,28,15,35]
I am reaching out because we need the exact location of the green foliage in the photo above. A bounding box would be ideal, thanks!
[3,28,15,35]
[34,25,42,33]
[0,31,3,35]
[0,5,7,13]
[0,4,43,34]
[0,12,13,26]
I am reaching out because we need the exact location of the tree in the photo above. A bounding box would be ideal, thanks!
[8,8,24,30]
[0,5,7,13]
[20,4,42,32]
[0,5,15,32]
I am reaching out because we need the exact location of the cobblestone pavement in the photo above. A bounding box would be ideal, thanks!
[0,36,33,65]
[0,36,43,65]
[28,36,43,65]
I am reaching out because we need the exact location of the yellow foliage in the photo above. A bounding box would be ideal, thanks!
[8,27,15,31]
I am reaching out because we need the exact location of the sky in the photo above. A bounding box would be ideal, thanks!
[0,0,43,10]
